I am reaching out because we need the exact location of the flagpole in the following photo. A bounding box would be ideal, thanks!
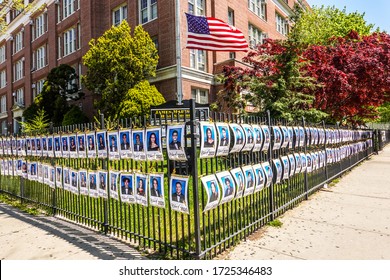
[175,0,183,105]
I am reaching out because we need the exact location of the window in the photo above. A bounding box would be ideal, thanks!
[1,120,6,135]
[113,4,127,26]
[1,95,6,113]
[34,13,46,40]
[63,0,75,19]
[140,0,157,24]
[248,0,267,20]
[13,30,23,53]
[191,88,208,104]
[13,59,24,81]
[0,70,6,88]
[276,13,289,36]
[63,27,76,56]
[35,79,45,99]
[188,0,204,15]
[16,88,24,105]
[228,8,235,26]
[0,45,5,64]
[36,45,46,70]
[248,24,267,48]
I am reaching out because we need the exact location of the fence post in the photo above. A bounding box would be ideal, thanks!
[101,113,109,235]
[189,99,201,258]
[323,121,329,182]
[302,116,309,199]
[266,110,274,221]
[49,122,57,216]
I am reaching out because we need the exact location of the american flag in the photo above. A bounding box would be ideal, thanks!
[186,13,248,52]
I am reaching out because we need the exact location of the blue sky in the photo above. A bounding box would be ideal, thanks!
[307,0,390,32]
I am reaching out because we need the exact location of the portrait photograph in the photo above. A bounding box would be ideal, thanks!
[166,125,187,161]
[229,123,245,153]
[108,131,120,160]
[88,172,98,198]
[230,167,245,199]
[146,128,163,161]
[70,169,79,194]
[149,173,165,208]
[251,124,263,152]
[120,173,135,203]
[280,126,290,149]
[79,170,88,196]
[63,167,70,191]
[294,153,302,174]
[261,162,273,187]
[86,132,97,158]
[215,123,230,157]
[169,175,189,214]
[272,126,282,151]
[261,125,271,152]
[41,136,47,157]
[201,174,220,212]
[281,156,290,181]
[241,124,255,152]
[26,137,31,155]
[119,129,132,159]
[298,127,305,147]
[35,137,42,157]
[31,137,37,156]
[109,171,119,200]
[306,153,313,173]
[77,134,86,158]
[215,171,236,204]
[37,163,42,183]
[43,164,50,185]
[288,154,296,177]
[16,159,22,176]
[300,153,307,173]
[305,127,312,147]
[96,131,108,158]
[98,171,108,198]
[30,162,37,180]
[242,165,255,197]
[61,135,69,158]
[310,128,318,146]
[252,163,266,193]
[49,167,55,188]
[55,166,63,187]
[293,127,300,148]
[200,122,217,159]
[47,136,54,157]
[272,159,283,184]
[69,134,78,158]
[319,151,325,168]
[132,129,146,161]
[135,173,148,207]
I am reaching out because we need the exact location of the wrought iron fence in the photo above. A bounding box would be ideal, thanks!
[0,100,386,259]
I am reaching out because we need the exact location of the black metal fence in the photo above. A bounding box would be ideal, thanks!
[0,100,388,259]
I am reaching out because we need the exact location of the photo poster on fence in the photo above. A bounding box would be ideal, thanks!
[280,126,290,149]
[49,166,55,188]
[21,160,27,178]
[149,173,165,208]
[119,129,132,159]
[42,164,48,184]
[306,153,313,173]
[311,128,317,146]
[55,166,62,187]
[25,137,31,156]
[16,159,22,176]
[294,153,302,174]
[167,124,187,161]
[98,171,108,198]
[229,123,245,153]
[201,174,221,212]
[88,171,98,197]
[53,135,60,157]
[79,169,88,196]
[251,124,263,152]
[0,159,4,176]
[293,127,300,148]
[272,126,282,151]
[241,124,255,152]
[281,156,290,181]
[41,136,47,157]
[305,127,311,147]
[311,153,317,171]
[261,125,271,152]
[63,167,70,191]
[215,171,236,204]
[300,153,307,172]
[96,130,108,158]
[47,136,53,157]
[261,162,273,187]
[287,127,294,150]
[135,173,148,206]
[31,137,37,156]
[86,132,97,158]
[215,123,230,157]
[170,175,189,214]
[230,167,245,198]
[70,169,79,194]
[273,159,282,184]
[319,128,325,145]
[30,162,37,180]
[200,122,217,159]
[69,134,78,158]
[61,134,70,158]
[298,127,305,147]
[0,139,3,155]
[288,154,296,177]
[107,131,120,160]
[252,163,266,193]
[109,171,119,200]
[36,137,43,157]
[132,129,146,161]
[145,127,164,161]
[77,133,86,158]
[242,165,255,197]
[120,172,135,203]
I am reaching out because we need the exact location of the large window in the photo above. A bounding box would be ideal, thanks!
[13,59,24,81]
[1,95,6,113]
[188,0,206,71]
[16,88,24,105]
[248,24,267,48]
[113,4,127,26]
[0,70,6,88]
[63,0,75,19]
[191,88,209,104]
[13,30,23,53]
[63,27,76,56]
[0,45,5,64]
[188,0,204,15]
[34,13,46,40]
[248,0,267,20]
[35,79,45,99]
[276,13,289,36]
[36,45,46,70]
[140,0,157,24]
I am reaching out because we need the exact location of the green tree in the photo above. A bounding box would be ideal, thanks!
[82,20,163,119]
[19,108,50,134]
[376,103,390,123]
[290,5,377,47]
[62,106,89,126]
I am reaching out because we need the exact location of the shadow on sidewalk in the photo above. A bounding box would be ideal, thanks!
[0,203,146,260]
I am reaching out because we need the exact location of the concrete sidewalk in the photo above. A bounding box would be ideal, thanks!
[219,145,390,260]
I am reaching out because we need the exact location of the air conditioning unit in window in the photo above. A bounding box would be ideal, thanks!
[29,20,34,25]
[54,0,60,4]
[9,35,14,41]
[12,92,16,97]
[31,66,36,72]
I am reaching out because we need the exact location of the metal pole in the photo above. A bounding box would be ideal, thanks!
[266,110,274,221]
[101,113,109,234]
[176,0,183,105]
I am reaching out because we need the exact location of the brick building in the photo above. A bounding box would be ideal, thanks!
[0,0,309,135]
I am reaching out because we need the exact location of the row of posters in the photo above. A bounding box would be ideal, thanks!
[0,126,372,161]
